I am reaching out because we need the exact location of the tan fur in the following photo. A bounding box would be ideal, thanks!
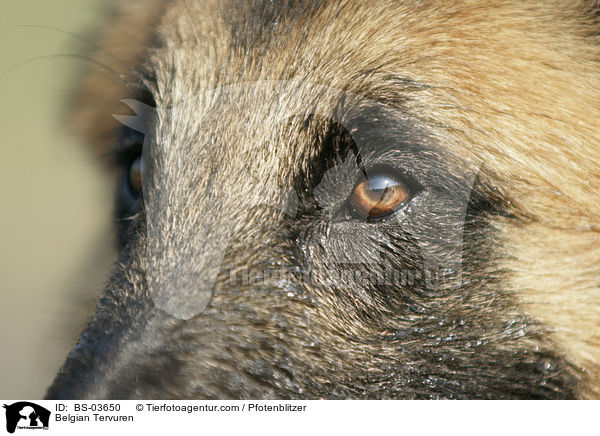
[71,0,166,153]
[74,0,600,397]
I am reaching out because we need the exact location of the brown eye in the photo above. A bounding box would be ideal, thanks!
[128,156,144,196]
[350,174,410,219]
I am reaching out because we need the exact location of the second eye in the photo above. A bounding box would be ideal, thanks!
[128,155,144,197]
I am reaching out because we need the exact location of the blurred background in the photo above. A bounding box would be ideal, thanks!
[0,0,116,398]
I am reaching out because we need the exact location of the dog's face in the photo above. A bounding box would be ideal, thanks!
[47,0,600,399]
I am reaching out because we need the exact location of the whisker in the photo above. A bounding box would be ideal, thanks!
[12,24,130,71]
[115,212,142,223]
[0,53,144,90]
[11,24,153,88]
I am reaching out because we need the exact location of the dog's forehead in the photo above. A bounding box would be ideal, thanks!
[144,5,344,190]
[143,0,439,188]
[157,0,331,48]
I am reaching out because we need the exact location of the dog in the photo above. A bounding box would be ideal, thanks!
[46,0,600,399]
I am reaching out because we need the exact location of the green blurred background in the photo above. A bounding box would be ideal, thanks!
[0,0,116,398]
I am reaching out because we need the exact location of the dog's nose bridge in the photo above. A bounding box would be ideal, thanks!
[133,81,319,320]
[145,216,226,320]
[141,152,295,320]
[143,179,240,320]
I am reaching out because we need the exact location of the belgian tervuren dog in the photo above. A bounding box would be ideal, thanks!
[47,0,600,399]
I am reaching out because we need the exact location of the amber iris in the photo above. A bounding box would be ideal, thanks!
[129,156,144,195]
[350,174,409,218]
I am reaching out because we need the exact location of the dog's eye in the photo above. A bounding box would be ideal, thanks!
[128,154,144,196]
[116,125,145,199]
[350,173,410,219]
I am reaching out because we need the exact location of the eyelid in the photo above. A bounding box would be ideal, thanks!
[114,127,144,167]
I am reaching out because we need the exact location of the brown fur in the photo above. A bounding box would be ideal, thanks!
[55,0,600,398]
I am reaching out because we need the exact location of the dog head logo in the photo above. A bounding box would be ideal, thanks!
[3,403,50,434]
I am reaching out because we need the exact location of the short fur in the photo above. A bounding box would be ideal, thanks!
[48,0,600,399]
